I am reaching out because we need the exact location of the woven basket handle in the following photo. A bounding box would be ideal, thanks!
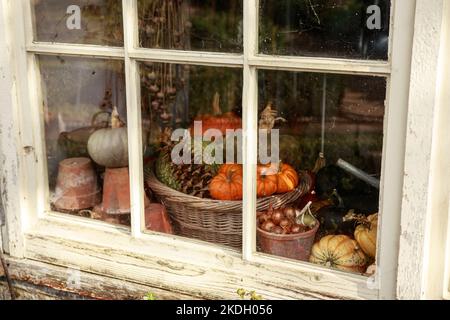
[91,110,111,128]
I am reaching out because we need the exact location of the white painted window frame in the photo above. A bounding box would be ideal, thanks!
[3,0,448,300]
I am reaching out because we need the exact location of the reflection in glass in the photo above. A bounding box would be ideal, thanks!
[140,62,243,249]
[259,0,390,59]
[32,0,123,46]
[39,55,131,226]
[138,0,243,52]
[256,70,385,274]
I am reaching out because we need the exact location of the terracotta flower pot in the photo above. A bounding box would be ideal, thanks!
[257,222,320,261]
[96,167,131,215]
[53,157,101,211]
[145,203,173,234]
[95,167,150,215]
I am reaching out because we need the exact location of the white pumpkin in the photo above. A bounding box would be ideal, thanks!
[88,107,128,168]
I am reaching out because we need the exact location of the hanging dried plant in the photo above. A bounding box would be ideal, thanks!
[140,1,191,144]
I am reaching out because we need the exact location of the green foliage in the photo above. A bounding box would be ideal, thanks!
[143,292,157,300]
[237,288,263,300]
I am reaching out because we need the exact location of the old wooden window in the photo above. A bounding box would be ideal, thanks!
[1,0,428,299]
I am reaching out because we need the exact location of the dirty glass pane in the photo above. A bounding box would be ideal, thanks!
[259,0,391,59]
[140,62,244,249]
[256,69,384,275]
[39,55,135,226]
[32,0,123,46]
[138,0,243,52]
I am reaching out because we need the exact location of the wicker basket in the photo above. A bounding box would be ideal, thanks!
[145,169,312,249]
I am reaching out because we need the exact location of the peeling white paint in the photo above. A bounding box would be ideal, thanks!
[398,0,450,300]
[0,0,25,257]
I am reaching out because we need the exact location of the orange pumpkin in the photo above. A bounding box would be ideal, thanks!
[276,163,299,194]
[257,162,299,194]
[309,235,367,273]
[218,163,243,176]
[204,114,241,135]
[192,92,241,136]
[256,165,278,198]
[209,165,243,200]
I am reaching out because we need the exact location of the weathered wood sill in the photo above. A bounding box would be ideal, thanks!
[0,256,200,300]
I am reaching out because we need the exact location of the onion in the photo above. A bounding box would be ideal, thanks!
[282,225,292,234]
[261,220,275,232]
[271,209,285,225]
[300,213,317,229]
[291,224,305,234]
[258,213,270,225]
[283,206,296,220]
[279,218,291,229]
[272,226,283,234]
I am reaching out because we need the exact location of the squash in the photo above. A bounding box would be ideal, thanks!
[256,162,299,195]
[275,163,299,194]
[88,107,129,168]
[354,213,378,258]
[192,92,241,136]
[309,235,367,273]
[209,164,243,200]
[256,164,278,198]
[218,163,243,176]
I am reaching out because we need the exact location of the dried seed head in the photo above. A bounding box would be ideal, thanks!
[166,87,177,95]
[160,111,172,121]
[145,26,156,35]
[149,85,159,93]
[147,72,157,81]
[151,100,160,110]
[156,92,165,99]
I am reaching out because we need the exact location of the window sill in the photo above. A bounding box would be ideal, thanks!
[22,214,378,300]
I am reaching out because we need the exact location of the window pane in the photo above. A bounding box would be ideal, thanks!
[141,62,243,249]
[256,70,384,275]
[138,0,243,52]
[39,55,133,226]
[32,0,123,46]
[259,0,390,59]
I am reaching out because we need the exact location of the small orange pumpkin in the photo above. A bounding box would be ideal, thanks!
[256,165,278,198]
[276,163,299,194]
[209,164,243,200]
[218,163,243,176]
[309,235,367,273]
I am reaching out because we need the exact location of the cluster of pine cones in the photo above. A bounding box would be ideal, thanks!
[155,143,220,198]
